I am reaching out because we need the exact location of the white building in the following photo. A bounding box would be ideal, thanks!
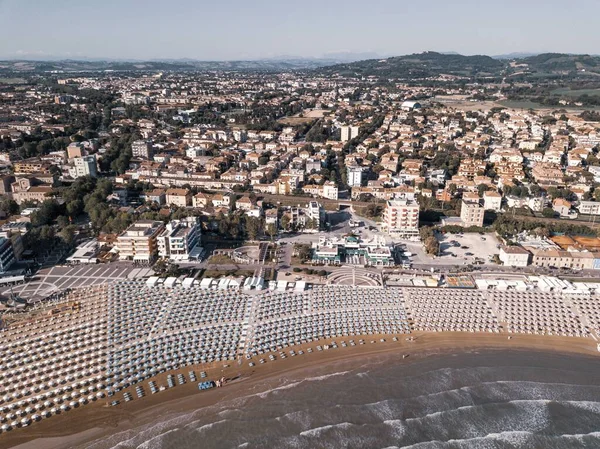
[340,125,360,142]
[347,166,366,187]
[499,245,531,267]
[382,199,420,238]
[66,239,100,264]
[577,201,600,216]
[483,191,502,211]
[157,217,202,262]
[69,154,98,178]
[322,181,339,200]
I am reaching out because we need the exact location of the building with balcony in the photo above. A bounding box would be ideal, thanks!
[69,154,98,178]
[116,220,164,263]
[382,199,420,239]
[157,217,202,261]
[460,199,485,227]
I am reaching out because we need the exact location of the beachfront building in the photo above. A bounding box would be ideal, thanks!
[116,220,164,263]
[157,217,203,261]
[312,235,395,266]
[499,245,531,267]
[382,199,420,239]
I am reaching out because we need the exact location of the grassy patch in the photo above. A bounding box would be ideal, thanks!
[207,254,233,264]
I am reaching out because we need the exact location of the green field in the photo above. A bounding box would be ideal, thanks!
[550,87,600,97]
[498,99,600,111]
[0,77,27,84]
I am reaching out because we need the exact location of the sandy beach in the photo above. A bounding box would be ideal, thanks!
[2,331,599,449]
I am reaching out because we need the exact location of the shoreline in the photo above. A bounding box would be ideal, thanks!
[3,332,600,449]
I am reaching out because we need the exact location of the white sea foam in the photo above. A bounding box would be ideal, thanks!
[193,419,229,433]
[400,430,600,448]
[254,381,303,398]
[136,428,180,449]
[299,422,354,438]
[253,371,350,399]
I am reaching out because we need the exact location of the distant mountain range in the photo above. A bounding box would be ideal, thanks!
[2,52,600,78]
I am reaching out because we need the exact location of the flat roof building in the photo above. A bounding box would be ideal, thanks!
[157,217,202,261]
[382,199,420,239]
[116,220,164,263]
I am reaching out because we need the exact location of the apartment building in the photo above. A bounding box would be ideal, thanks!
[347,166,366,187]
[340,125,360,142]
[69,155,98,178]
[577,201,600,216]
[382,199,420,239]
[157,217,202,261]
[13,158,52,175]
[483,191,502,211]
[116,220,165,262]
[131,140,154,159]
[460,199,485,227]
[0,237,16,273]
[165,188,192,207]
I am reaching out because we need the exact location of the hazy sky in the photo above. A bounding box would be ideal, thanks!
[1,0,598,60]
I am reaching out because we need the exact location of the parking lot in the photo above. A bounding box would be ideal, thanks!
[2,263,154,301]
[402,232,501,267]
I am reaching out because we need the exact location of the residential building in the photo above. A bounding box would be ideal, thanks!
[382,199,420,238]
[142,189,166,205]
[157,217,202,261]
[165,188,192,207]
[322,181,339,200]
[69,154,98,178]
[340,125,360,142]
[483,191,502,211]
[0,237,16,273]
[131,140,154,159]
[460,199,484,227]
[577,201,600,216]
[347,166,366,187]
[553,198,572,217]
[116,220,165,262]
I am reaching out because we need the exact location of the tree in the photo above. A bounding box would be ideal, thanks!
[295,244,312,262]
[246,217,261,241]
[281,214,291,231]
[424,236,440,256]
[0,198,19,216]
[364,203,383,218]
[542,208,557,218]
[59,225,77,247]
[266,223,278,241]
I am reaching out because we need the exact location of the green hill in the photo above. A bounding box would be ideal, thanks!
[317,51,505,78]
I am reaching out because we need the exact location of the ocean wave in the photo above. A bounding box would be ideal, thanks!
[193,419,229,433]
[254,381,303,398]
[299,422,354,438]
[253,371,350,399]
[136,428,180,449]
[398,430,600,448]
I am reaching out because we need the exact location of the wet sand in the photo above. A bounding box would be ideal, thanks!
[3,332,599,449]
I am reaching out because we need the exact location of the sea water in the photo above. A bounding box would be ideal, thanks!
[87,350,600,449]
